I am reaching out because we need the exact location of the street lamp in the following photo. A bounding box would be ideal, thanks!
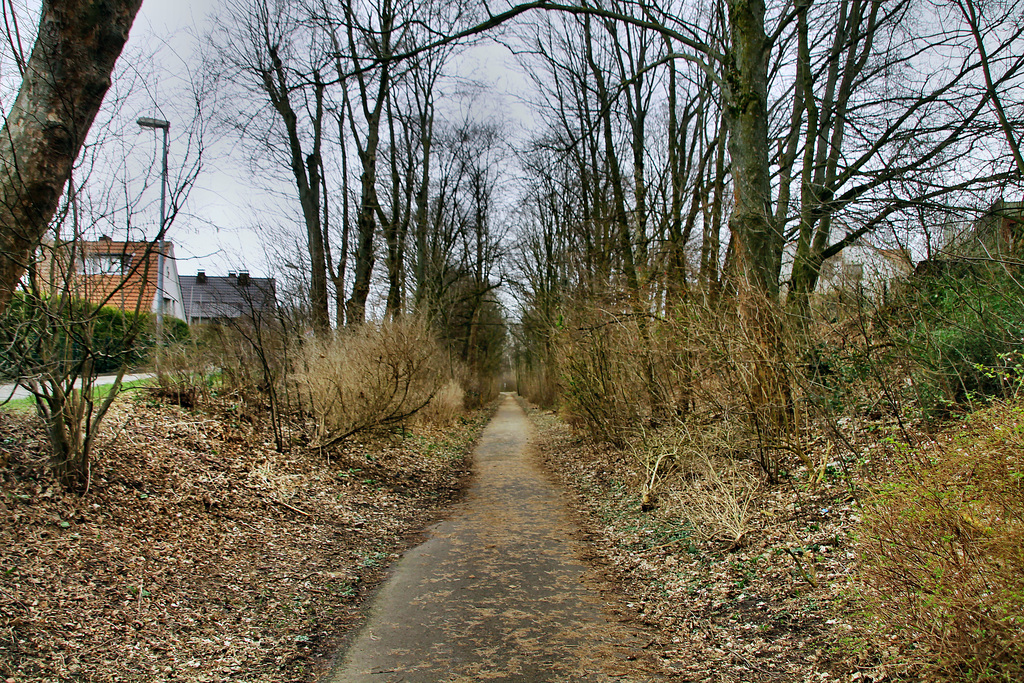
[137,117,170,341]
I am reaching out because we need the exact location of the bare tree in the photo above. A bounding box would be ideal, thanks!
[0,83,204,487]
[213,0,332,332]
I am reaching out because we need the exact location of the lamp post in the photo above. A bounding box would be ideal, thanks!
[137,117,170,341]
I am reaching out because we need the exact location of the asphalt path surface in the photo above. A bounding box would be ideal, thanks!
[0,374,153,402]
[327,394,667,682]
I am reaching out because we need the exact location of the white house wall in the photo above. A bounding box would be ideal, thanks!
[153,243,186,321]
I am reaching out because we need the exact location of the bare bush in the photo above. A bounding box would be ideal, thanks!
[627,425,682,510]
[148,341,212,408]
[558,303,695,445]
[627,419,760,545]
[553,296,806,481]
[417,379,465,426]
[299,318,446,446]
[558,315,643,444]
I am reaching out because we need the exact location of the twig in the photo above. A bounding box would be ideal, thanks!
[268,571,319,583]
[724,644,770,674]
[243,484,313,516]
[267,496,312,517]
[232,518,261,533]
[784,547,819,587]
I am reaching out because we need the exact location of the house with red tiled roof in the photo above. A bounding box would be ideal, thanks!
[70,236,185,320]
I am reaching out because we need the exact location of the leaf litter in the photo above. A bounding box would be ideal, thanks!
[0,395,490,682]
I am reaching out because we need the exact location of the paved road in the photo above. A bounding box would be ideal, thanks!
[0,373,153,403]
[327,394,667,683]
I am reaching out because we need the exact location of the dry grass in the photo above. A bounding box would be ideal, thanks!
[625,421,760,546]
[669,455,761,547]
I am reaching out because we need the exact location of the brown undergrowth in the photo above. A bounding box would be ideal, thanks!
[857,402,1024,682]
[0,394,490,682]
[527,403,865,683]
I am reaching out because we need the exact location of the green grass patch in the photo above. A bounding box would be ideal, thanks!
[1,376,154,414]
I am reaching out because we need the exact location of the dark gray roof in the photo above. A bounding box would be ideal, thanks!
[180,273,277,322]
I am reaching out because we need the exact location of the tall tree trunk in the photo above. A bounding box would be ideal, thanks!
[700,117,727,297]
[788,0,879,324]
[263,42,329,333]
[326,120,350,327]
[344,2,393,326]
[0,0,144,313]
[583,17,638,297]
[412,103,433,309]
[726,0,792,478]
[726,0,779,303]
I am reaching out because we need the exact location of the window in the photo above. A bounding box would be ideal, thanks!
[83,254,126,275]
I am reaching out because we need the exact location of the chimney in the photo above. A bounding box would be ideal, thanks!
[228,271,236,280]
[238,270,250,286]
[99,234,112,242]
[196,270,206,284]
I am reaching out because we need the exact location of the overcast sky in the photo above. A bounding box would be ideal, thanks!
[127,0,535,282]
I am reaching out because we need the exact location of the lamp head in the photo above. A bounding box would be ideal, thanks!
[137,117,170,130]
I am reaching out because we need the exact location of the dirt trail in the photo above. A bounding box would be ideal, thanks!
[325,394,668,682]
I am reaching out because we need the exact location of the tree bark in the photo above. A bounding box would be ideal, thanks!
[0,0,144,313]
[725,0,792,478]
[342,0,394,326]
[725,0,778,302]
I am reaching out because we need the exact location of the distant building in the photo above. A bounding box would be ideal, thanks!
[58,236,185,319]
[180,271,277,325]
[964,199,1024,258]
[815,243,914,297]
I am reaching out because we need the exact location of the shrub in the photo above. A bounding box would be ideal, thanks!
[558,314,644,445]
[628,419,759,544]
[0,294,166,378]
[671,454,760,547]
[857,401,1024,681]
[558,303,696,445]
[0,293,177,485]
[149,340,214,408]
[891,267,1024,418]
[299,318,447,446]
[417,379,466,426]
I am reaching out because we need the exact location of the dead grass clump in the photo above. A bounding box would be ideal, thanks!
[857,400,1024,681]
[627,425,685,509]
[300,318,446,446]
[669,454,760,547]
[626,420,760,545]
[147,341,213,408]
[417,379,465,426]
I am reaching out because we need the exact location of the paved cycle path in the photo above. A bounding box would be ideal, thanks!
[326,394,667,682]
